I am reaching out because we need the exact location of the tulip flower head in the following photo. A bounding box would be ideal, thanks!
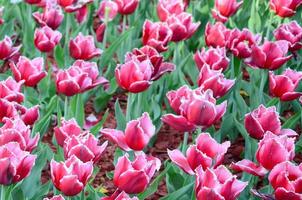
[205,22,228,48]
[101,190,139,200]
[115,0,140,15]
[270,0,302,18]
[44,195,65,200]
[168,133,230,175]
[212,0,243,23]
[0,36,21,60]
[97,0,119,21]
[33,4,64,30]
[194,47,229,71]
[0,77,24,103]
[34,26,62,52]
[157,0,185,21]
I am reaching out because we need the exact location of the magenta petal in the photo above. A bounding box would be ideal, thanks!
[161,114,196,132]
[230,159,268,177]
[167,149,194,175]
[100,129,131,151]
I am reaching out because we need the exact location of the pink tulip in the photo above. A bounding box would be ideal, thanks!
[54,118,83,147]
[0,142,36,185]
[74,6,88,24]
[256,132,295,170]
[231,159,268,177]
[0,77,24,103]
[195,165,248,200]
[56,60,108,96]
[269,69,302,101]
[194,47,229,71]
[142,20,172,52]
[166,12,200,42]
[10,56,47,87]
[64,133,107,163]
[0,36,21,60]
[274,21,302,52]
[269,161,302,200]
[50,155,93,196]
[33,4,64,30]
[101,190,138,200]
[162,87,227,131]
[212,0,243,23]
[113,153,161,194]
[270,0,302,18]
[95,23,106,43]
[69,33,102,60]
[157,0,185,21]
[63,0,93,13]
[244,40,292,70]
[0,99,17,123]
[44,195,65,200]
[25,0,44,5]
[115,0,139,15]
[197,65,235,98]
[0,117,39,152]
[168,133,230,175]
[226,28,261,58]
[97,0,119,21]
[57,0,73,7]
[205,22,228,48]
[34,26,62,52]
[125,45,175,80]
[166,85,192,115]
[101,112,155,151]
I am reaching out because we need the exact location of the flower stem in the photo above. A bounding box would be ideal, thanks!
[182,132,189,154]
[103,7,110,49]
[65,13,71,47]
[1,185,5,200]
[64,96,69,119]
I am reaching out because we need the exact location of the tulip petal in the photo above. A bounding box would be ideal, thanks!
[167,149,194,175]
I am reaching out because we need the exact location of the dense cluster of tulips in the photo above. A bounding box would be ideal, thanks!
[0,0,301,200]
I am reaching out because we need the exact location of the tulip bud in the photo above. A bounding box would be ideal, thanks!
[168,133,230,175]
[245,40,292,70]
[270,0,302,18]
[50,156,93,196]
[197,65,235,98]
[34,26,62,52]
[33,4,64,30]
[101,112,155,151]
[194,47,229,71]
[256,132,295,170]
[115,0,140,15]
[95,23,106,43]
[113,153,161,194]
[0,36,21,60]
[274,21,302,52]
[166,12,200,42]
[205,22,228,48]
[0,142,36,185]
[142,20,172,52]
[97,0,119,21]
[64,133,107,163]
[269,69,302,101]
[0,77,24,103]
[195,165,248,200]
[212,0,243,23]
[69,33,102,60]
[157,0,185,21]
[10,56,47,87]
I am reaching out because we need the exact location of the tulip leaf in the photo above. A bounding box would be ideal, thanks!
[282,111,302,129]
[91,108,109,135]
[70,94,85,127]
[160,182,194,200]
[54,45,65,68]
[114,99,126,130]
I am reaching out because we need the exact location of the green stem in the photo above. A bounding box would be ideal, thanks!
[182,132,189,154]
[1,185,5,200]
[126,93,133,121]
[65,13,71,47]
[102,7,110,49]
[265,12,273,40]
[64,96,69,119]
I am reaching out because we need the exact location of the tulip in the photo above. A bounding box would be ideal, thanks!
[166,85,191,114]
[101,112,155,151]
[270,0,302,18]
[34,26,62,52]
[0,118,39,152]
[194,47,229,71]
[74,6,88,23]
[56,60,108,96]
[197,65,235,98]
[16,104,40,126]
[25,0,43,5]
[230,159,268,177]
[0,142,36,185]
[168,133,230,175]
[157,0,185,21]
[226,28,261,59]
[69,33,102,60]
[44,195,65,200]
[0,99,18,123]
[166,12,200,42]
[205,22,228,48]
[195,165,248,200]
[0,36,21,60]
[125,45,175,80]
[101,190,138,200]
[97,0,119,21]
[0,77,24,103]
[274,21,302,52]
[33,4,64,30]
[115,0,139,15]
[162,87,227,131]
[212,0,243,23]
[63,0,93,13]
[115,58,153,93]
[95,23,106,43]
[142,20,172,52]
[256,132,295,170]
[10,56,47,87]
[244,104,281,139]
[54,118,83,147]
[57,0,73,7]
[244,40,292,70]
[269,69,302,101]
[113,153,161,194]
[269,161,302,200]
[50,156,93,196]
[64,133,108,163]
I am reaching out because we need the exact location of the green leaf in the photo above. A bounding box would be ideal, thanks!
[91,108,109,135]
[282,111,301,129]
[114,99,126,130]
[70,94,84,127]
[160,182,194,200]
[54,45,65,68]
